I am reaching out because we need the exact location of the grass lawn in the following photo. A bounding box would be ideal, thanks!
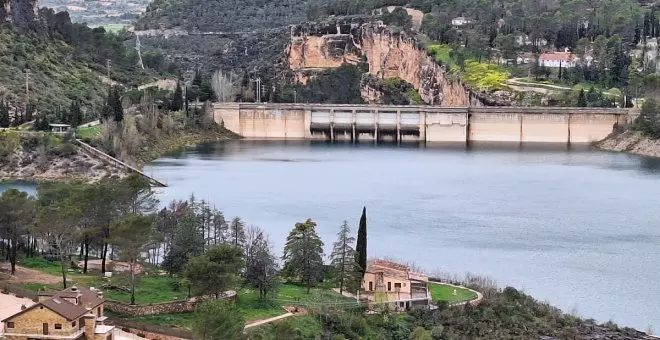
[75,125,101,139]
[112,283,356,330]
[428,282,478,304]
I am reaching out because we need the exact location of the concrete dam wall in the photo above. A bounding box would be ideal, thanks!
[213,103,629,144]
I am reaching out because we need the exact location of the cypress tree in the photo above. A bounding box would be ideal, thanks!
[577,89,587,107]
[0,101,10,128]
[171,81,183,111]
[355,206,367,281]
[111,88,123,122]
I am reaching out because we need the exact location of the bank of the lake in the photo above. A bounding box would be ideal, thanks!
[597,130,660,158]
[142,140,660,332]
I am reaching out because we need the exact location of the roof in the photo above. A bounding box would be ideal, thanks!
[3,286,105,322]
[95,325,115,334]
[366,259,428,282]
[48,123,71,127]
[539,52,574,62]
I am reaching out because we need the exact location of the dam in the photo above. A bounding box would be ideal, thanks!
[213,103,630,143]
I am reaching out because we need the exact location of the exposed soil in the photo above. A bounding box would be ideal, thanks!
[0,263,61,284]
[597,130,660,158]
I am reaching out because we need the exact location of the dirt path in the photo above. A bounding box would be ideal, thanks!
[0,263,61,284]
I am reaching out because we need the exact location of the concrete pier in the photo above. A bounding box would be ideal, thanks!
[214,103,629,144]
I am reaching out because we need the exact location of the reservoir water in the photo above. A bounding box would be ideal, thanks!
[3,140,660,330]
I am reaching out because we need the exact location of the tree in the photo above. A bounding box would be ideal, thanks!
[244,226,279,300]
[102,86,123,122]
[229,217,246,249]
[0,189,35,275]
[109,214,155,305]
[35,183,83,289]
[355,207,367,282]
[119,173,158,215]
[162,208,205,275]
[0,100,9,128]
[212,70,238,102]
[330,220,356,294]
[68,101,84,127]
[282,219,324,292]
[185,244,244,298]
[170,81,184,111]
[382,7,412,31]
[192,300,245,340]
[410,327,433,340]
[577,89,587,107]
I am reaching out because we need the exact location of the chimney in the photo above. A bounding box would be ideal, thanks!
[20,304,26,310]
[71,286,78,292]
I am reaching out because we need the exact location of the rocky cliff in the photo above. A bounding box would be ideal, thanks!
[0,0,39,30]
[287,19,470,106]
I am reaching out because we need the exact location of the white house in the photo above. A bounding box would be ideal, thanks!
[451,17,472,26]
[538,52,577,68]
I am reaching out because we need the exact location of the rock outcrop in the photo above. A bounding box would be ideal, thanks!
[0,0,39,30]
[597,130,660,158]
[287,19,470,106]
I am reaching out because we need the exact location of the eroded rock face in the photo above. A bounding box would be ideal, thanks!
[0,0,38,29]
[287,20,470,106]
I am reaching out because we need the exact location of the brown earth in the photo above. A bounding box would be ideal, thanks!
[597,130,660,158]
[0,264,61,284]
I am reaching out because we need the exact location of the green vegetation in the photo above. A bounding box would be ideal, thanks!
[428,282,478,304]
[276,64,366,104]
[75,125,101,139]
[427,44,453,66]
[462,61,510,91]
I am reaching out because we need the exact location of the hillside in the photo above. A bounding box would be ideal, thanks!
[136,0,309,32]
[0,0,170,123]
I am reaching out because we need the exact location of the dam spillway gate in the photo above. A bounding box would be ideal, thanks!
[214,103,630,144]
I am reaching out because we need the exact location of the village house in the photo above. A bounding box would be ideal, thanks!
[538,49,578,68]
[1,286,113,340]
[451,16,472,27]
[361,259,430,310]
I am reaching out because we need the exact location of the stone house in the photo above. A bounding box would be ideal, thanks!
[538,50,577,68]
[1,286,113,340]
[361,259,430,309]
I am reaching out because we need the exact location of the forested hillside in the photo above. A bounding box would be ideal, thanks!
[136,0,310,31]
[0,6,172,126]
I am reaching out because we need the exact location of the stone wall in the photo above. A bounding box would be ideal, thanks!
[104,292,236,317]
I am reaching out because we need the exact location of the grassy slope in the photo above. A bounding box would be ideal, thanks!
[0,28,108,113]
[428,282,478,304]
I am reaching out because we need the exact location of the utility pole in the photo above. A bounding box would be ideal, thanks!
[24,69,31,105]
[251,77,262,103]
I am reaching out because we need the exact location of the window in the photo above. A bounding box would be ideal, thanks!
[97,307,101,315]
[368,281,373,291]
[394,283,402,290]
[54,324,62,330]
[72,321,76,327]
[387,282,392,291]
[6,322,14,328]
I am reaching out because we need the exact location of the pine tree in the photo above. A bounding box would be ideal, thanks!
[282,219,324,292]
[355,207,367,282]
[229,217,246,249]
[330,220,356,294]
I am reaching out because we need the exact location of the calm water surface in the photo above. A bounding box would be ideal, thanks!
[4,140,660,330]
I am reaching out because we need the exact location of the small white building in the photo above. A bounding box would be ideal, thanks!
[49,123,73,136]
[538,52,577,68]
[451,17,472,26]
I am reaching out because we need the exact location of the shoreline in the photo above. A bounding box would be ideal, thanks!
[595,130,660,159]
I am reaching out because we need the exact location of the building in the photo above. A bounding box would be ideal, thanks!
[538,51,577,68]
[361,260,430,309]
[1,286,113,340]
[49,124,73,136]
[451,17,472,27]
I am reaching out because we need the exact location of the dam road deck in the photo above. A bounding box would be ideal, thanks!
[213,103,630,144]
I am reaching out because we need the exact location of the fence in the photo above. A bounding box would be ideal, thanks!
[105,291,236,317]
[107,317,193,340]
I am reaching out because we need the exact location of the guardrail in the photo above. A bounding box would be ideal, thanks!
[75,140,167,187]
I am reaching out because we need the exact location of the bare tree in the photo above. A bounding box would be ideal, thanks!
[211,70,238,102]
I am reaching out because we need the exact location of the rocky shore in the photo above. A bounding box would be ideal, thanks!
[0,144,129,183]
[597,130,660,158]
